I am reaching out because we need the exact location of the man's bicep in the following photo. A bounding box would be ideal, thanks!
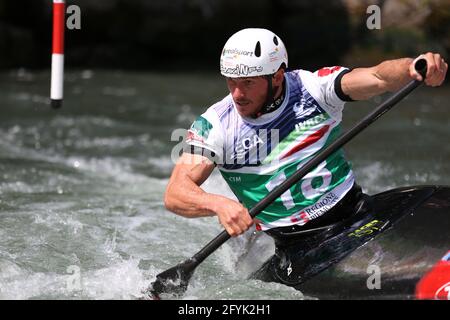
[341,67,384,100]
[173,152,215,186]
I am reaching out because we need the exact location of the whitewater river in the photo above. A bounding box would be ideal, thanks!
[0,69,449,299]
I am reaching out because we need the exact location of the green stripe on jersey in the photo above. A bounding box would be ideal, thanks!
[263,113,330,164]
[218,125,352,224]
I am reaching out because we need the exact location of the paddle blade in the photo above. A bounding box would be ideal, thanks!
[145,258,198,299]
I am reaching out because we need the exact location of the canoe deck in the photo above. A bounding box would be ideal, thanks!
[250,186,450,299]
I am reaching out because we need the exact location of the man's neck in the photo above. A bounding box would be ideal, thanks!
[273,80,285,100]
[254,79,286,118]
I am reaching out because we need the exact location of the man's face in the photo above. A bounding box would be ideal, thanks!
[226,76,268,118]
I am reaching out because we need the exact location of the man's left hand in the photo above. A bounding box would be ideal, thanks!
[410,52,448,86]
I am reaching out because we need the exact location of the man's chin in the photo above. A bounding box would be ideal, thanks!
[236,104,258,117]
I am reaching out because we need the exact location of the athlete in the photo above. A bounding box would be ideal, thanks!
[164,28,447,265]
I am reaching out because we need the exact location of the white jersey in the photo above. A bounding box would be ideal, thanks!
[185,67,355,231]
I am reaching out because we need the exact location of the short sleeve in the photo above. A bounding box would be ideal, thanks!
[298,66,351,121]
[183,108,224,164]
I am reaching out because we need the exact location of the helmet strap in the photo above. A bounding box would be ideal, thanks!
[256,75,285,117]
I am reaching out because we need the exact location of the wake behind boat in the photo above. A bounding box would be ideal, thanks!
[251,185,450,299]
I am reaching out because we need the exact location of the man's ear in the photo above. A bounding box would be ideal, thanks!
[273,68,285,84]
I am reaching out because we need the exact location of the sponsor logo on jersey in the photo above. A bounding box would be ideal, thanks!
[230,133,265,162]
[294,113,329,132]
[290,192,339,225]
[290,211,310,225]
[189,116,213,139]
[293,100,317,119]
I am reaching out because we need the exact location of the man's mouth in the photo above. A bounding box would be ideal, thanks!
[236,101,250,107]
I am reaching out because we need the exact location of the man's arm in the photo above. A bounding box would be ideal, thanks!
[164,152,253,236]
[342,52,448,100]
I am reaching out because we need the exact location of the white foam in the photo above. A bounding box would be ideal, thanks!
[0,257,150,300]
[76,259,147,299]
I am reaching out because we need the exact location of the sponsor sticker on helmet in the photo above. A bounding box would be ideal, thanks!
[223,48,254,57]
[221,64,263,76]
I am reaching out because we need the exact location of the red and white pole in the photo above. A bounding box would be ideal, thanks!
[51,0,65,109]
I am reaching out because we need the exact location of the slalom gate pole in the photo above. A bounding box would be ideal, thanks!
[50,0,65,109]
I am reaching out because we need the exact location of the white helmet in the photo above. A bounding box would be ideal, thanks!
[220,28,288,78]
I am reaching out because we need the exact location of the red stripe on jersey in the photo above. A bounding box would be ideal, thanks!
[318,66,341,77]
[280,125,330,160]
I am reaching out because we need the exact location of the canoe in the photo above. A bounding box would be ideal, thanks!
[251,185,450,299]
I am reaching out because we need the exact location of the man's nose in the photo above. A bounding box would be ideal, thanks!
[232,86,245,99]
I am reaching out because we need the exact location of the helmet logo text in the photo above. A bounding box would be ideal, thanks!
[221,64,263,76]
[223,48,254,57]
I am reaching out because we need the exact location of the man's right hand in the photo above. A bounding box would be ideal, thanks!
[165,152,254,236]
[211,196,254,237]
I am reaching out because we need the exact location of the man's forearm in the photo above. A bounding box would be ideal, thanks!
[164,173,219,218]
[374,57,414,92]
[342,57,414,100]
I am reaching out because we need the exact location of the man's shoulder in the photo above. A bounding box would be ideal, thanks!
[291,66,350,82]
[285,68,312,87]
[287,66,349,76]
[285,68,303,78]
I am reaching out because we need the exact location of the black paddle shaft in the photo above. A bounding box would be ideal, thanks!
[190,59,427,265]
